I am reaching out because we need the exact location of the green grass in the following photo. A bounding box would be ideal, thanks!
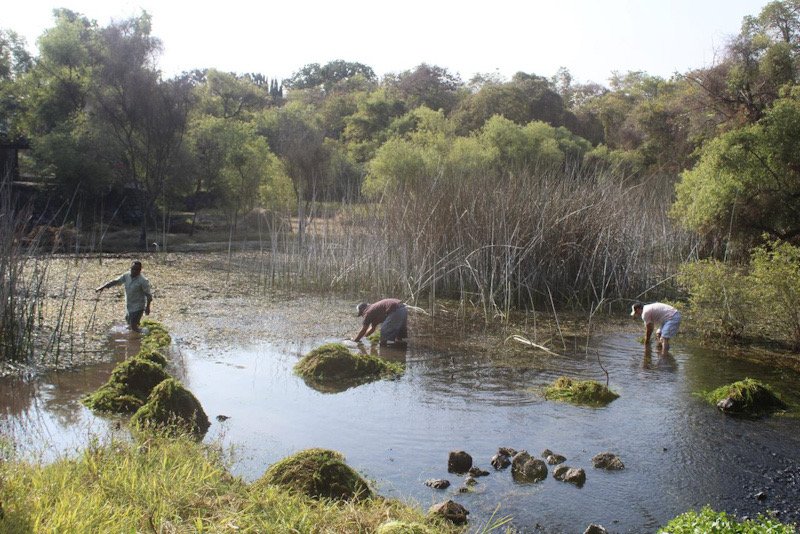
[0,436,462,533]
[658,506,796,533]
[294,343,404,382]
[543,376,619,406]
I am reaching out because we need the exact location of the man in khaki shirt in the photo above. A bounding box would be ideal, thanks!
[96,260,153,332]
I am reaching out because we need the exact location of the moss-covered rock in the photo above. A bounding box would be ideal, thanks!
[131,378,210,437]
[704,378,788,416]
[544,376,619,406]
[257,448,373,501]
[83,357,170,413]
[137,348,168,368]
[294,343,403,392]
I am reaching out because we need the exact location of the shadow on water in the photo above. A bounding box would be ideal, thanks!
[2,316,800,533]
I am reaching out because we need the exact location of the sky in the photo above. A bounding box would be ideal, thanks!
[4,0,772,86]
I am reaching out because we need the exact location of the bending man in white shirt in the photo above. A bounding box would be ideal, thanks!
[631,301,681,353]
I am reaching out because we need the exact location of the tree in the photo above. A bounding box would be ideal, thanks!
[384,63,464,114]
[91,13,192,248]
[672,91,800,246]
[284,60,376,93]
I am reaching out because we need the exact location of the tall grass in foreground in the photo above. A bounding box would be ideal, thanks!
[240,166,697,317]
[0,436,466,533]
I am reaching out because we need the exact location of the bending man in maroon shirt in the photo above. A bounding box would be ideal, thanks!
[353,298,408,345]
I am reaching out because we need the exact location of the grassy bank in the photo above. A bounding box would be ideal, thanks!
[0,436,464,533]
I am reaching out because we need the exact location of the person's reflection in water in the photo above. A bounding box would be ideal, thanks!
[643,345,677,371]
[356,341,408,364]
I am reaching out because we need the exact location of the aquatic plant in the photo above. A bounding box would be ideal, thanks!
[544,376,619,406]
[131,378,210,437]
[257,448,373,501]
[658,505,796,533]
[0,437,459,533]
[83,357,170,413]
[140,319,172,351]
[702,378,788,416]
[294,343,403,383]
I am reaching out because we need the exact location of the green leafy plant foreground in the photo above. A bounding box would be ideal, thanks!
[658,506,796,533]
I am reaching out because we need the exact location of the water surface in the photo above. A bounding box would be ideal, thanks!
[2,318,800,533]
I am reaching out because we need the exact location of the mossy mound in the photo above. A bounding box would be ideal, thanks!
[140,319,172,351]
[704,378,788,416]
[294,343,403,390]
[257,448,373,501]
[367,330,381,343]
[544,376,619,406]
[131,378,210,437]
[137,348,168,368]
[83,357,170,413]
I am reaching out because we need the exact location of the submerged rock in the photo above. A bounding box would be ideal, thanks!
[258,448,373,501]
[468,466,490,477]
[491,453,511,470]
[547,454,567,465]
[294,343,403,392]
[448,450,473,474]
[83,357,170,413]
[553,465,586,486]
[429,500,469,525]
[131,378,210,437]
[544,376,619,406]
[584,524,608,534]
[425,478,451,490]
[592,452,625,470]
[498,447,518,457]
[511,451,547,482]
[706,378,788,417]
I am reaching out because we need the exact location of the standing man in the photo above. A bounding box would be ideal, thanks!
[631,301,681,353]
[353,298,408,346]
[96,260,152,332]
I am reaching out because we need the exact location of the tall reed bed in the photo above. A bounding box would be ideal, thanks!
[238,166,696,317]
[0,172,90,365]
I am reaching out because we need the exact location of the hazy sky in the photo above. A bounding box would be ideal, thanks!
[5,0,770,85]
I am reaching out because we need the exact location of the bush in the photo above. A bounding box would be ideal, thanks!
[659,506,796,533]
[678,260,751,340]
[749,240,800,347]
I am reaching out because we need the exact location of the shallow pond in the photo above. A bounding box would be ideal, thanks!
[2,310,800,533]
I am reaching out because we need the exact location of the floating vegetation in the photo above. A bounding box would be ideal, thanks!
[257,448,373,501]
[702,378,788,417]
[294,342,403,392]
[131,378,210,438]
[140,319,172,351]
[544,376,619,406]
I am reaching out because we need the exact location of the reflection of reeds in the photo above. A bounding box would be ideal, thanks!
[238,167,695,319]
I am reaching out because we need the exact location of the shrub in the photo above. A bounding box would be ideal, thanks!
[749,240,800,347]
[659,505,796,533]
[677,260,751,340]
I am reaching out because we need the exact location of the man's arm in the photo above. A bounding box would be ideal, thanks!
[145,294,152,315]
[95,278,121,292]
[353,324,375,343]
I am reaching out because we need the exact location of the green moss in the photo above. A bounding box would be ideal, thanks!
[137,348,168,368]
[83,358,169,413]
[257,448,373,501]
[367,330,381,343]
[140,319,172,351]
[659,505,796,533]
[294,343,403,387]
[131,378,210,438]
[703,378,788,416]
[544,376,619,406]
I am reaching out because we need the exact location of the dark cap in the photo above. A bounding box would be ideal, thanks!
[356,302,369,317]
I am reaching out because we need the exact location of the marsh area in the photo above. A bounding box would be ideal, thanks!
[2,254,800,533]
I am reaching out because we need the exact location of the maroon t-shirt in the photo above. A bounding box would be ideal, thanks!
[362,298,402,327]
